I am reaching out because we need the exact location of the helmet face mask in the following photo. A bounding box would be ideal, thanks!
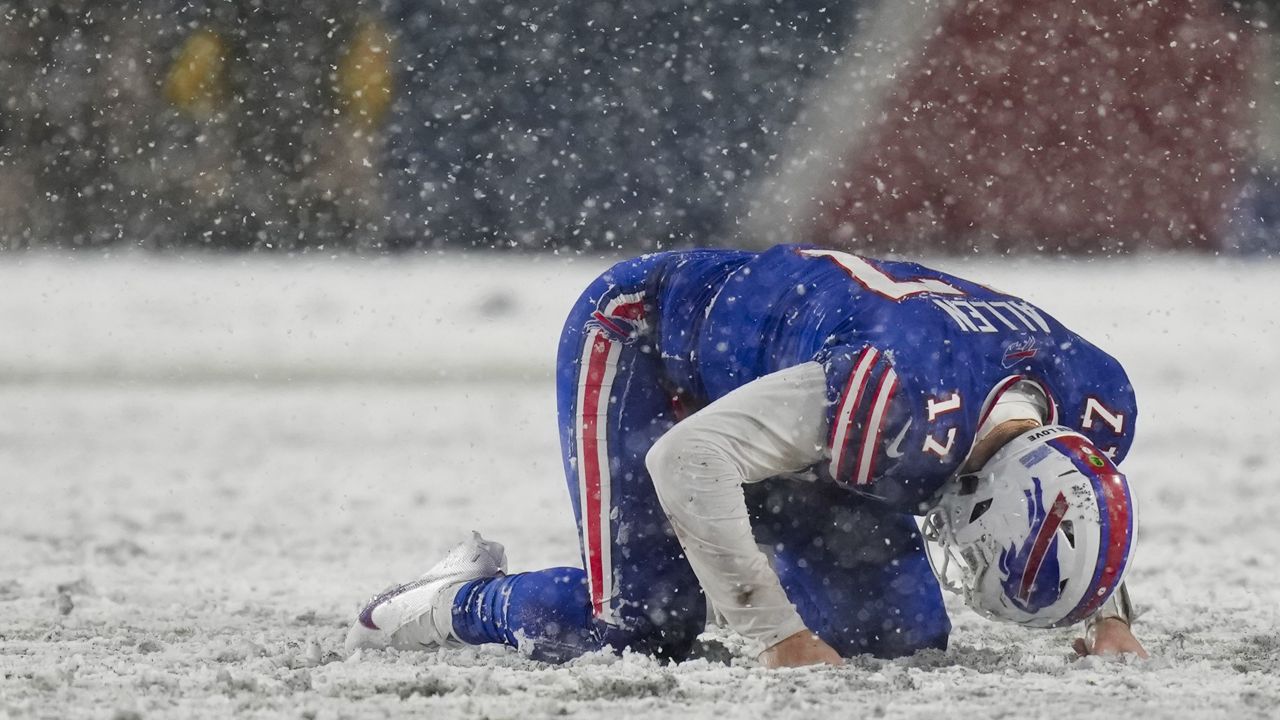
[922,425,1136,628]
[922,492,994,606]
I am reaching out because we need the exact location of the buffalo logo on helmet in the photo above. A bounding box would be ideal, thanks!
[998,477,1070,612]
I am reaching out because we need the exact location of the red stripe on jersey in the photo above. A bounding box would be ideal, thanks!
[977,375,1025,429]
[854,368,899,486]
[610,300,646,321]
[829,348,879,482]
[591,311,631,339]
[1044,383,1060,425]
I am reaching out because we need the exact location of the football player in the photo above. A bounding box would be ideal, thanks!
[346,245,1146,667]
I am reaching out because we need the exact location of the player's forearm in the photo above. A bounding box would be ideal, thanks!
[645,363,829,649]
[648,431,808,648]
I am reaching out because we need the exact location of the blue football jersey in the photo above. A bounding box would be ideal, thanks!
[675,245,1138,512]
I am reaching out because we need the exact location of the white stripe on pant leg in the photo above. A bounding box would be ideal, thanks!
[574,329,599,609]
[593,338,622,623]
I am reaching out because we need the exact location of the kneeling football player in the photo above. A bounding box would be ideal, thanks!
[346,246,1145,666]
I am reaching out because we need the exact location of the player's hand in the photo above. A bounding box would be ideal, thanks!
[1072,618,1149,659]
[760,630,844,668]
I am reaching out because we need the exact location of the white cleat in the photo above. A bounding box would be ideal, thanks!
[344,532,507,655]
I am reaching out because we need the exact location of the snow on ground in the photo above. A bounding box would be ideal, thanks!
[1,251,1278,719]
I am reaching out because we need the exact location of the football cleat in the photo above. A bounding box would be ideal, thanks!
[921,425,1136,628]
[344,532,507,654]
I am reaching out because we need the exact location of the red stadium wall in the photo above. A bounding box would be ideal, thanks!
[808,0,1254,253]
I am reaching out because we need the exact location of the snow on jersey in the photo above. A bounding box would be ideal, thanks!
[690,245,1138,512]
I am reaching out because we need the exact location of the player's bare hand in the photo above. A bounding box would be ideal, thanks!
[760,630,844,668]
[1073,618,1149,659]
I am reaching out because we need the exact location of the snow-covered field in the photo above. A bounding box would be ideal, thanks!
[1,252,1277,719]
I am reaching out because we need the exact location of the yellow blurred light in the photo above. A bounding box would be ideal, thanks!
[337,19,395,129]
[164,29,228,119]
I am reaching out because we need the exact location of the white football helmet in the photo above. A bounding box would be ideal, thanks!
[921,425,1136,628]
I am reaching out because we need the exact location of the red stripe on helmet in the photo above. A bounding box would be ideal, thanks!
[1074,469,1133,619]
[1050,434,1134,623]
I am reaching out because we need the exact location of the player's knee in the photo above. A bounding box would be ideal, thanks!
[644,428,678,483]
[645,422,714,494]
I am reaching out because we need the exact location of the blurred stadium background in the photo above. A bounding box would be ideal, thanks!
[3,0,1280,254]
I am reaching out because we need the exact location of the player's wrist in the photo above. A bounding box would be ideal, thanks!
[1100,582,1134,623]
[767,628,815,648]
[759,629,843,668]
[1085,582,1134,631]
[753,613,812,652]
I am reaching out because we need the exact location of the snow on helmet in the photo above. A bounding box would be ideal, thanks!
[921,425,1136,628]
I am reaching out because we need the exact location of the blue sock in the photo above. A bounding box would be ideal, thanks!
[451,567,598,663]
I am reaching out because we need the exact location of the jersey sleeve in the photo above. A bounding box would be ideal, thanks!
[821,344,901,487]
[1022,334,1138,465]
[817,344,962,511]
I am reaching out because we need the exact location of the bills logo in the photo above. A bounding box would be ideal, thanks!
[999,477,1069,612]
[588,310,640,344]
[1002,338,1039,369]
